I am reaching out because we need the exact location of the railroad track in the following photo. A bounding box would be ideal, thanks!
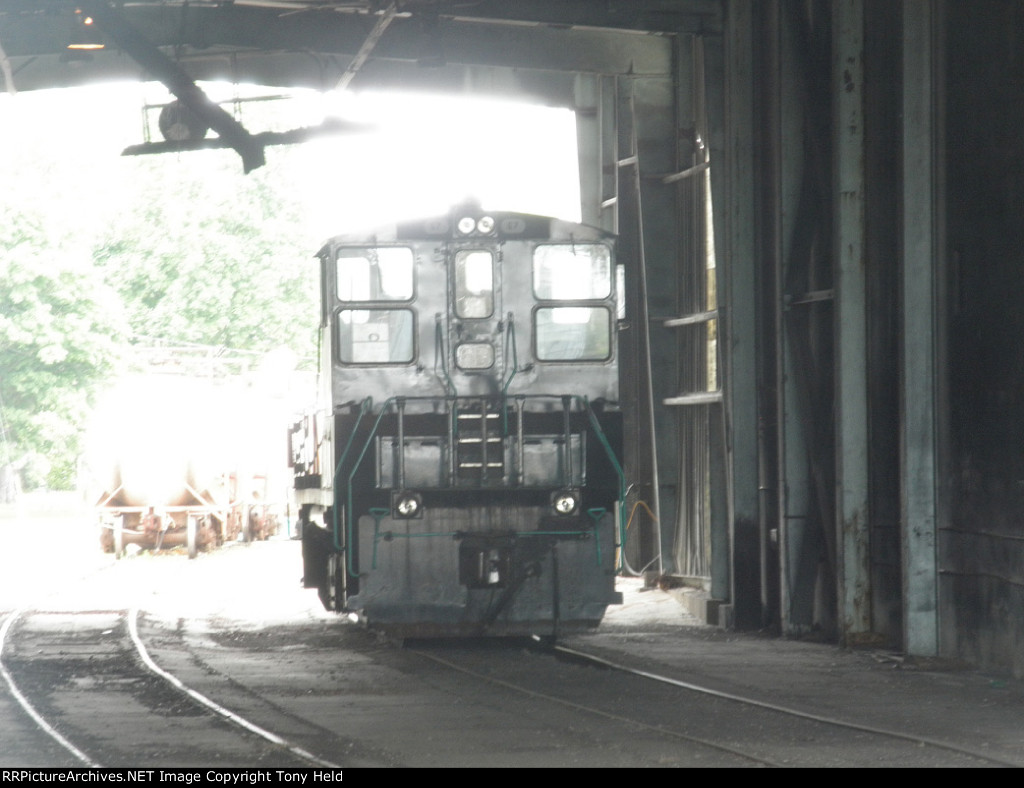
[405,638,1021,768]
[3,605,1020,768]
[1,540,1019,768]
[0,607,340,768]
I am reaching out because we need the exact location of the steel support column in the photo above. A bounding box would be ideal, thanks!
[834,0,871,642]
[574,73,602,228]
[718,0,760,626]
[901,0,940,658]
[774,1,812,636]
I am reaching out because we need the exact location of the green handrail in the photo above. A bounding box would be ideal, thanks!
[573,395,628,570]
[368,507,391,570]
[345,397,399,578]
[434,316,456,397]
[331,397,372,552]
[339,393,628,576]
[501,312,519,436]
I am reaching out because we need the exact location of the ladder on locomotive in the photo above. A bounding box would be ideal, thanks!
[455,400,505,481]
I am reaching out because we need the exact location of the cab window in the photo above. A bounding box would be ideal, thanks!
[337,247,414,302]
[535,307,611,361]
[337,309,415,364]
[532,243,613,362]
[454,250,494,318]
[533,244,611,300]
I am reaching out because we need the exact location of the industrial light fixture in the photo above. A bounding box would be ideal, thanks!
[67,8,105,51]
[393,492,422,519]
[158,100,210,143]
[552,489,580,516]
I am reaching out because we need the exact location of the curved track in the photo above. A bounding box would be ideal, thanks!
[1,536,1020,768]
[0,607,339,768]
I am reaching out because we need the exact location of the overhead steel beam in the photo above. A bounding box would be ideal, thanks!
[1,4,673,91]
[77,0,265,172]
[334,1,397,91]
[0,1,722,36]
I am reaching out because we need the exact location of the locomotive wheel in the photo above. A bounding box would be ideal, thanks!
[187,515,198,560]
[113,515,125,560]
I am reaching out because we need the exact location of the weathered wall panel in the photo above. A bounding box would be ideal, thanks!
[945,0,1024,676]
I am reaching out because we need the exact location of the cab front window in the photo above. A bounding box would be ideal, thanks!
[337,247,414,302]
[534,307,611,361]
[454,250,494,318]
[337,309,415,364]
[533,244,611,300]
[532,243,613,362]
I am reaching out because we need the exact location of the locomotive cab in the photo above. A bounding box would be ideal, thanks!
[293,205,625,637]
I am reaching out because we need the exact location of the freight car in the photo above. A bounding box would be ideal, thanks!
[87,372,283,559]
[292,204,626,637]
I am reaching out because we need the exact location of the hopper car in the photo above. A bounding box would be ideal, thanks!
[87,373,281,559]
[292,204,626,637]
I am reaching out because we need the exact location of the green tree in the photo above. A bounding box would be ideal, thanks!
[0,86,324,493]
[92,148,318,361]
[0,207,125,489]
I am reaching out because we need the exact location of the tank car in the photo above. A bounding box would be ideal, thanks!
[292,204,626,637]
[86,373,282,559]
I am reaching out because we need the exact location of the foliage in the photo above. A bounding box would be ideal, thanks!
[0,87,321,492]
[92,150,318,357]
[0,206,126,489]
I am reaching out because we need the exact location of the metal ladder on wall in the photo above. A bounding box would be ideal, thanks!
[609,84,664,576]
[661,38,725,581]
[611,40,724,581]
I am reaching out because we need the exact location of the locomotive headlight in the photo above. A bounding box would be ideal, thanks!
[476,216,495,234]
[552,490,579,516]
[394,492,422,518]
[457,216,477,235]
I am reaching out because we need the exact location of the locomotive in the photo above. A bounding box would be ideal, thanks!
[291,204,626,636]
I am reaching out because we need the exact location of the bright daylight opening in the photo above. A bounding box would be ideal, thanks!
[0,81,582,593]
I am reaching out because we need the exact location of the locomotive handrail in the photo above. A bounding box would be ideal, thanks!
[332,397,373,557]
[345,396,401,578]
[434,315,457,398]
[501,311,520,405]
[572,395,628,570]
[342,393,628,576]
